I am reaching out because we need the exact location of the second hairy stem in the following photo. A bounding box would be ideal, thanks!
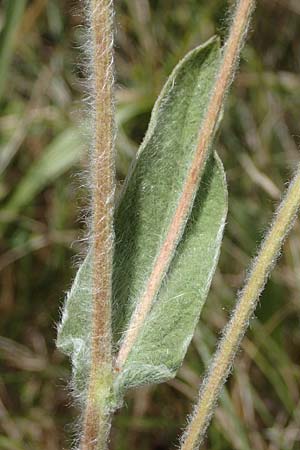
[81,1,115,449]
[180,163,300,450]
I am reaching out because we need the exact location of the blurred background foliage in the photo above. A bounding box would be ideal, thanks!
[0,0,300,449]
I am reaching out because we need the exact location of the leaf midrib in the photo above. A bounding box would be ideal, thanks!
[115,51,220,370]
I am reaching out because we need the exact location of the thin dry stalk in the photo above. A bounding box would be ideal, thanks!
[80,1,115,449]
[116,0,255,371]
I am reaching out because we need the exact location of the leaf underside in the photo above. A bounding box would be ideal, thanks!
[57,37,227,403]
[116,152,227,392]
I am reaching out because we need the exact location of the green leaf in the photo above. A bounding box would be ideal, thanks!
[57,37,227,402]
[115,152,227,392]
[113,37,221,338]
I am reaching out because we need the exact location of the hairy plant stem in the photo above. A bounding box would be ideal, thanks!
[180,164,300,450]
[80,1,115,449]
[116,0,255,371]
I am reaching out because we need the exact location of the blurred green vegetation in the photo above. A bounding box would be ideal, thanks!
[0,1,300,449]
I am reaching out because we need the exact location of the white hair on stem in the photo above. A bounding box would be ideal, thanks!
[80,1,116,449]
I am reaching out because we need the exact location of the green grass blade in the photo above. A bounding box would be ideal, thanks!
[0,0,27,100]
[2,128,83,217]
